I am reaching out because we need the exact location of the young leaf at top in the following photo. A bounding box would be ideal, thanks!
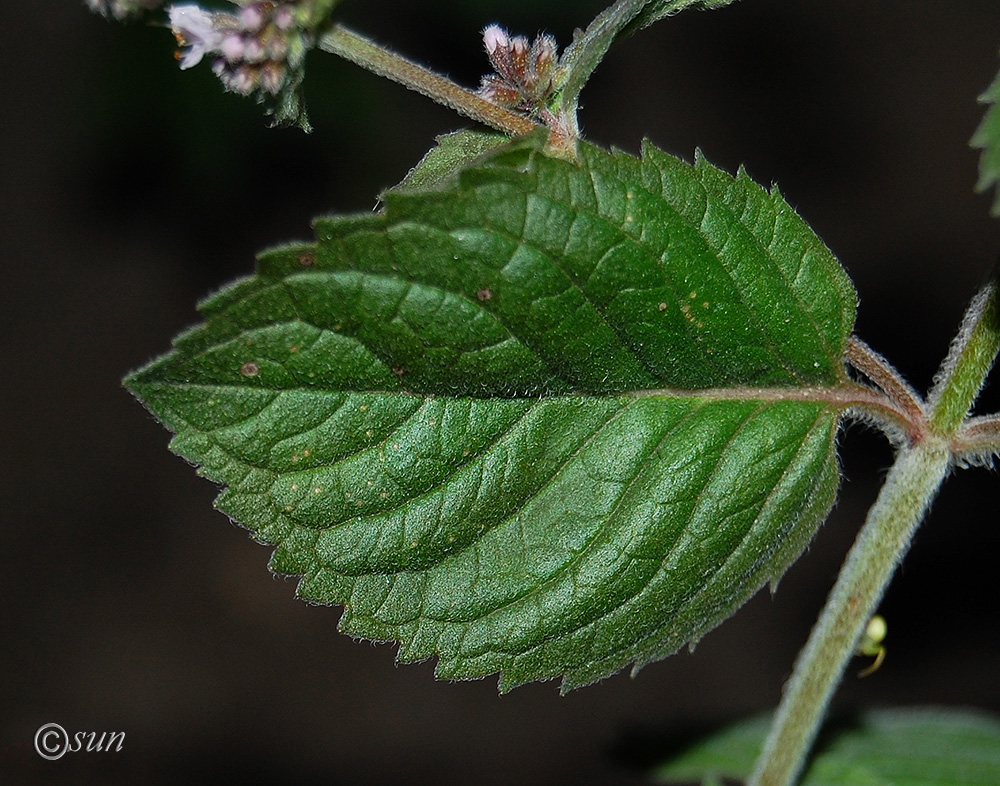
[126,132,860,692]
[654,708,1000,786]
[972,60,1000,216]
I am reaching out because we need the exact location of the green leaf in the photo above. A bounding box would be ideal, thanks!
[972,60,1000,217]
[654,708,1000,785]
[126,133,857,691]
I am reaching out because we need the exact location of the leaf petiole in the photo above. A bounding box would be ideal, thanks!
[844,336,927,434]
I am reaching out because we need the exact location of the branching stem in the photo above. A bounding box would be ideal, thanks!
[750,280,1000,786]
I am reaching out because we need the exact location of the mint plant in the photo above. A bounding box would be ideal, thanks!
[94,0,1000,783]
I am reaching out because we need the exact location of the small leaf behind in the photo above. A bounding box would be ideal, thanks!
[654,708,1000,786]
[385,129,509,196]
[126,134,856,691]
[973,61,1000,217]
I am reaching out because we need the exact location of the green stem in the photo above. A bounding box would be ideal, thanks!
[747,437,951,786]
[928,280,1000,434]
[749,279,1000,786]
[317,25,538,138]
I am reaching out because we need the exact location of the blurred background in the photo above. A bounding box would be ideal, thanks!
[2,1,999,783]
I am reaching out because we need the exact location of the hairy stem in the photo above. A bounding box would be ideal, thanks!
[747,437,952,786]
[928,280,1000,434]
[845,336,927,431]
[317,25,538,137]
[954,413,1000,460]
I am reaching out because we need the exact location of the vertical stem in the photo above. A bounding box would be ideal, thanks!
[747,437,952,786]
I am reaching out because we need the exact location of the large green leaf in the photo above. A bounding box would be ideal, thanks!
[654,708,1000,785]
[126,134,857,691]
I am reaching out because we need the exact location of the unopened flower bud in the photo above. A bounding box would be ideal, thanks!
[478,24,561,119]
[483,24,508,56]
[259,61,285,94]
[86,0,163,20]
[239,5,265,33]
[273,6,296,31]
[220,34,245,63]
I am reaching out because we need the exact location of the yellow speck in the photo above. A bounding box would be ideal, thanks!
[291,483,299,491]
[380,492,388,499]
[303,448,311,457]
[360,404,368,411]
[284,505,293,512]
[689,291,697,299]
[314,487,323,495]
[658,302,667,311]
[410,541,418,548]
[365,430,373,438]
[702,301,709,309]
[291,455,300,463]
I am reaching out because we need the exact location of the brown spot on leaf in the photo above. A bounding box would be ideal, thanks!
[477,288,493,302]
[297,252,316,267]
[240,362,260,377]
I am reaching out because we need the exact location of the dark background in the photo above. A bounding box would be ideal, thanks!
[2,1,999,784]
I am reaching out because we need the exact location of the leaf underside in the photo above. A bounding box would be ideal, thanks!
[654,708,1000,786]
[126,133,856,691]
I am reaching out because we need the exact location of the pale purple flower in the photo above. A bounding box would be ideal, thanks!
[168,4,222,70]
